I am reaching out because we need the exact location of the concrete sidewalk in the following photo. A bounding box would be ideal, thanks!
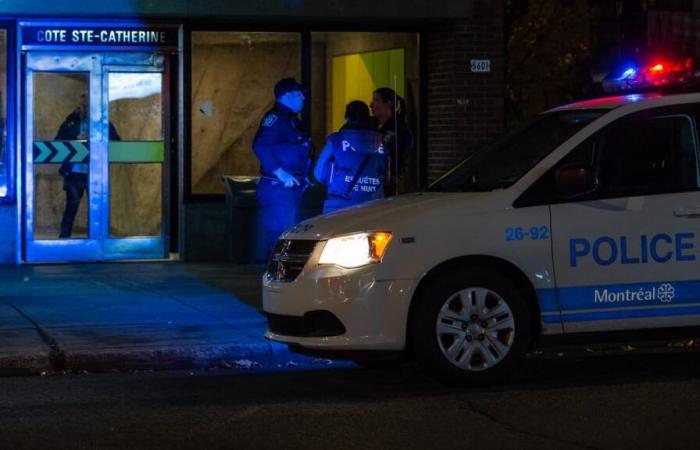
[0,262,296,375]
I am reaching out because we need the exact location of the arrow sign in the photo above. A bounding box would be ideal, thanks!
[33,140,91,163]
[52,141,71,163]
[70,141,89,162]
[34,141,52,163]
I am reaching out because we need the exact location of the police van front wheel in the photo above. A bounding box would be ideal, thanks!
[412,269,532,386]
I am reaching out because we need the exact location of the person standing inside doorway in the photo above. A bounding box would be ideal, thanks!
[370,87,414,197]
[253,78,312,256]
[56,92,120,238]
[314,100,386,213]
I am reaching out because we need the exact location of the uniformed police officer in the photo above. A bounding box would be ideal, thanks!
[253,77,312,256]
[314,101,386,213]
[370,87,414,196]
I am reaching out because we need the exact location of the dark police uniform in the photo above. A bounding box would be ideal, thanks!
[253,103,311,255]
[315,128,386,213]
[378,119,414,197]
[55,108,120,238]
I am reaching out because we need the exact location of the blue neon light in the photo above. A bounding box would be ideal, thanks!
[0,22,15,204]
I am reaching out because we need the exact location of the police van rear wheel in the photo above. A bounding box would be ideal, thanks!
[413,269,532,386]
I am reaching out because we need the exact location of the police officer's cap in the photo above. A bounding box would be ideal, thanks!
[274,77,305,99]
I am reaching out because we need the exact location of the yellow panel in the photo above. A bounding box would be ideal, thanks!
[346,54,361,112]
[331,48,405,132]
[332,56,345,133]
[355,54,374,106]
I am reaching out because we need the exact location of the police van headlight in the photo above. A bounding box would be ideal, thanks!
[318,232,392,268]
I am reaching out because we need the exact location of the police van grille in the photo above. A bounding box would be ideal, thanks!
[266,239,318,282]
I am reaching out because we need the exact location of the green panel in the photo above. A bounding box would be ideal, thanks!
[389,48,405,96]
[360,48,405,97]
[374,51,390,87]
[109,141,164,163]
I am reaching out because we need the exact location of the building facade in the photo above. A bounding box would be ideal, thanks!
[0,0,506,264]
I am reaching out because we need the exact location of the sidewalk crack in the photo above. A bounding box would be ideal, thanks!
[0,298,66,372]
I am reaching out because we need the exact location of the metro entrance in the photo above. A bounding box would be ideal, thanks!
[24,51,170,262]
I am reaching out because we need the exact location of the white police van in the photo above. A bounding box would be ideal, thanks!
[263,92,700,384]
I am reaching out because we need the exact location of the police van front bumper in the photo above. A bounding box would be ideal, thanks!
[262,239,417,351]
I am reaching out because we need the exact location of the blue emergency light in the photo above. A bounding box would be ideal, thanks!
[617,67,637,80]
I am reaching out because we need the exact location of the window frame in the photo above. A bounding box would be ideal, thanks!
[184,21,425,201]
[0,20,16,204]
[515,104,700,208]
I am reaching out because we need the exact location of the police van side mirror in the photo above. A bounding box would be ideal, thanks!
[555,165,598,200]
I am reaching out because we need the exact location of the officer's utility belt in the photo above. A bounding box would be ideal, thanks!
[259,175,307,190]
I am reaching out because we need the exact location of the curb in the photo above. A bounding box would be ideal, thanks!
[58,340,296,373]
[0,353,53,376]
[0,340,296,375]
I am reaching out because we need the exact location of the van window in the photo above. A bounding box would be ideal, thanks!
[430,110,605,192]
[515,107,700,207]
[598,114,699,197]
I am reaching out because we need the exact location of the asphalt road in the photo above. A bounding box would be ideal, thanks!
[1,347,700,450]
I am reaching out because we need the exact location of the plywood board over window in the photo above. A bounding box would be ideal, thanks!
[190,32,301,195]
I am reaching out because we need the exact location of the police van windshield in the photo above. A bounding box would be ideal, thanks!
[429,110,607,192]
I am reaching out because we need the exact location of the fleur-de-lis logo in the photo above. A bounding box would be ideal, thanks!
[658,283,675,303]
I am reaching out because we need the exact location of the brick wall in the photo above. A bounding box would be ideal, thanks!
[425,0,505,183]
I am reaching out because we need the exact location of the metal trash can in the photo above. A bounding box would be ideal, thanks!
[223,176,326,263]
[222,175,267,263]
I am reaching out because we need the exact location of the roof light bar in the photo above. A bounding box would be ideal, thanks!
[602,57,698,94]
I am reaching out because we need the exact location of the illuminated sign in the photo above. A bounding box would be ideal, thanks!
[21,25,178,50]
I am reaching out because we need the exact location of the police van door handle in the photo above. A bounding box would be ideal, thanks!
[674,206,700,218]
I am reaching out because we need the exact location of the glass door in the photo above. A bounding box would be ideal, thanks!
[24,52,168,262]
[102,58,168,259]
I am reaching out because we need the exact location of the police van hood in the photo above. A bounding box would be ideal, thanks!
[281,191,512,241]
